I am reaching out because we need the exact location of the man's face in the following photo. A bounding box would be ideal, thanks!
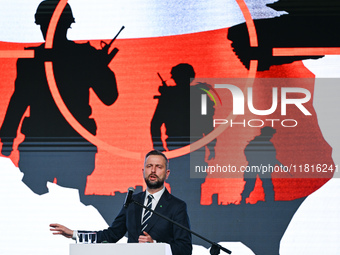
[143,155,170,190]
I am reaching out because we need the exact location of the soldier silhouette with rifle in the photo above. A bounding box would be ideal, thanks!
[0,0,119,210]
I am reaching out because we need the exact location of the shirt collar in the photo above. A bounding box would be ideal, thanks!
[145,186,165,203]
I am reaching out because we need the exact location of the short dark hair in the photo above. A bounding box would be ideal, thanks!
[144,150,169,169]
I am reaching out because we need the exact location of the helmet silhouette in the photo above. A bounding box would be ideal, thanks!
[35,0,75,26]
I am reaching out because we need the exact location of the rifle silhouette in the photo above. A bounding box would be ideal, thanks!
[154,72,168,99]
[157,72,168,87]
[100,26,125,64]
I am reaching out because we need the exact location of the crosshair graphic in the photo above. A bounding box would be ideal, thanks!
[0,0,338,160]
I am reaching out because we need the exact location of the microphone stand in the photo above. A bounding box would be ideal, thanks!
[131,199,232,255]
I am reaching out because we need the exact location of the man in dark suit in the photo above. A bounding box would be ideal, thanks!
[50,150,192,255]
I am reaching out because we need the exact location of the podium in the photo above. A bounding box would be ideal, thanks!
[70,243,172,255]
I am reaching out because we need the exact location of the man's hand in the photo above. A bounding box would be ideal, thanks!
[138,231,154,243]
[49,223,73,239]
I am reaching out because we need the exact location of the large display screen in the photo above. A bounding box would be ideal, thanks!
[0,0,339,254]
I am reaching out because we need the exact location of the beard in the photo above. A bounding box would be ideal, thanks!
[145,175,165,189]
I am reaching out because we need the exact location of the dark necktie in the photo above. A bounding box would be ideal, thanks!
[141,194,153,232]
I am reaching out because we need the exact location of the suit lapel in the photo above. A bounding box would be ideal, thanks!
[134,191,145,233]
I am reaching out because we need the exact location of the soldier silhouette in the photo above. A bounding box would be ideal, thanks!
[151,63,191,151]
[151,63,216,157]
[241,126,283,204]
[0,0,118,205]
[151,63,216,214]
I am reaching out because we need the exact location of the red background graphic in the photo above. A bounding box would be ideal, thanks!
[0,27,333,204]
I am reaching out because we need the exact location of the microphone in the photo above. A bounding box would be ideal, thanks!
[124,187,135,208]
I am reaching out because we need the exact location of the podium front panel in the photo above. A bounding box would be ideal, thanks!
[70,243,172,255]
